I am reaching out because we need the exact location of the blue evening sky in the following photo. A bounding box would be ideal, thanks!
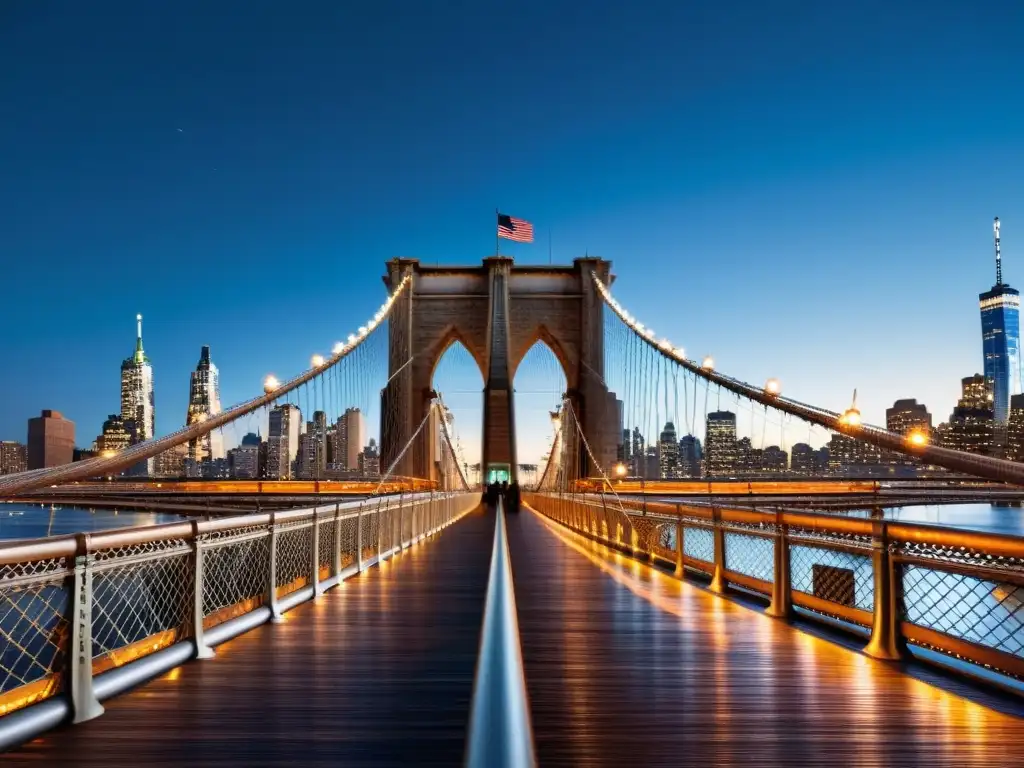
[2,1,1023,467]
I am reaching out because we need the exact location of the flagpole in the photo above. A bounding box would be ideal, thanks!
[495,209,500,257]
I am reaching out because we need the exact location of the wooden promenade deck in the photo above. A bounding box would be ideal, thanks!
[7,508,496,767]
[507,508,1024,768]
[6,504,1024,766]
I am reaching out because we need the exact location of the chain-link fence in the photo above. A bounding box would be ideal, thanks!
[0,491,478,723]
[724,531,774,585]
[525,492,1024,685]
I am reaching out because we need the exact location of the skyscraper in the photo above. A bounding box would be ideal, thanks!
[657,421,679,479]
[359,439,381,478]
[121,314,155,474]
[886,399,932,436]
[267,404,302,479]
[679,434,702,477]
[186,345,223,463]
[333,408,367,474]
[27,410,75,469]
[95,414,132,454]
[704,411,737,478]
[0,441,28,475]
[1006,394,1024,462]
[297,411,328,479]
[980,217,1022,423]
[939,374,995,455]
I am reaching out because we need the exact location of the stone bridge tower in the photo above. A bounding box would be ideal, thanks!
[381,257,615,485]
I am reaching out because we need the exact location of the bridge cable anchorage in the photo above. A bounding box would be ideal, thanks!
[464,498,536,768]
[591,270,1024,485]
[0,274,414,497]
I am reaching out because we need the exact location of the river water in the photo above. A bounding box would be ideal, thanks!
[0,503,184,542]
[640,499,1024,537]
[851,502,1024,536]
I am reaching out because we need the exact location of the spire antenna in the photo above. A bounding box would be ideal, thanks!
[995,217,1003,286]
[136,313,143,340]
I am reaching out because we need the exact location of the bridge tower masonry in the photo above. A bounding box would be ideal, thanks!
[381,256,615,484]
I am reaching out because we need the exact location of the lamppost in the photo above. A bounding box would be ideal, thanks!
[614,462,627,485]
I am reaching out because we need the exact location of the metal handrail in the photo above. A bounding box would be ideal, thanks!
[0,492,436,564]
[465,499,536,768]
[0,490,479,751]
[528,490,1024,687]
[572,491,1024,558]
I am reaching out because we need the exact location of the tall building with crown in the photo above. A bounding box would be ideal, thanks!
[185,345,223,463]
[980,217,1022,423]
[121,314,155,475]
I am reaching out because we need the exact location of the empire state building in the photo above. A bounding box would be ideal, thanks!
[121,314,155,474]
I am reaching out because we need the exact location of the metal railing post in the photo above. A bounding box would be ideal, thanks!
[411,499,419,542]
[190,521,215,658]
[356,504,364,572]
[312,509,323,598]
[674,510,685,578]
[709,507,727,594]
[268,513,283,622]
[399,497,407,549]
[333,502,342,578]
[765,511,792,620]
[395,493,402,551]
[376,500,383,561]
[864,520,906,660]
[69,533,104,723]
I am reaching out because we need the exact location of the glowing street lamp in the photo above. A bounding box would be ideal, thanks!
[839,409,862,427]
[332,342,345,356]
[311,354,325,368]
[614,462,628,478]
[839,389,862,427]
[264,375,280,394]
[906,429,929,447]
[701,356,715,371]
[764,378,781,396]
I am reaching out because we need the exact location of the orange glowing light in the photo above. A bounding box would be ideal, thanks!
[907,429,929,447]
[840,408,862,427]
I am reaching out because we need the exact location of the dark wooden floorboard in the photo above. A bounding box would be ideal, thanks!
[6,507,493,767]
[506,508,1024,768]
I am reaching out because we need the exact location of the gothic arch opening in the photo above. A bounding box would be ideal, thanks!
[513,339,568,488]
[431,338,484,486]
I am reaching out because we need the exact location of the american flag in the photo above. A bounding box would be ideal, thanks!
[497,213,534,243]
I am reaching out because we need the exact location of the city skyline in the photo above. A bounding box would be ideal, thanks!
[3,2,1024,465]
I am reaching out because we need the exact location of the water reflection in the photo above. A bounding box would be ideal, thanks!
[0,504,183,542]
[870,503,1024,536]
[649,499,1024,536]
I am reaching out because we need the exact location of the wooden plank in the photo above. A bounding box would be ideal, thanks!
[5,508,494,766]
[507,509,1024,767]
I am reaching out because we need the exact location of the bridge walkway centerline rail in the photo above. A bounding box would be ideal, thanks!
[4,506,494,766]
[507,505,1024,767]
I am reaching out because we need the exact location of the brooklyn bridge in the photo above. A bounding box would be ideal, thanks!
[1,257,1023,766]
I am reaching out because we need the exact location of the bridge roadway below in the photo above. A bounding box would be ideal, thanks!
[7,507,1024,766]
